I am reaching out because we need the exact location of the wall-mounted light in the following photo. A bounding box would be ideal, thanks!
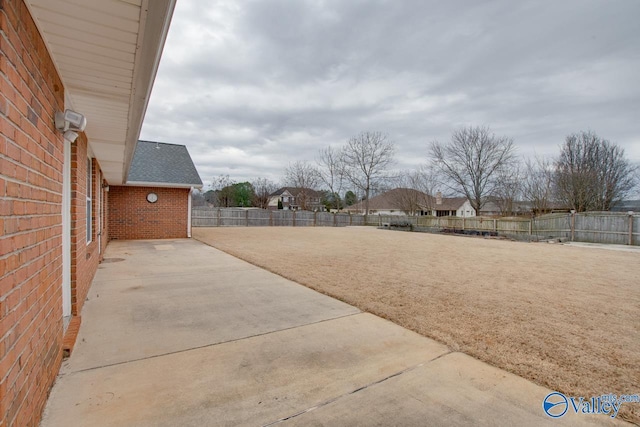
[63,130,79,142]
[55,109,87,132]
[102,183,110,192]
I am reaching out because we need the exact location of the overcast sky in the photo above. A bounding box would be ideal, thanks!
[140,0,640,189]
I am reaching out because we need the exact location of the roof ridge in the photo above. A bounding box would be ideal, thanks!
[137,139,187,148]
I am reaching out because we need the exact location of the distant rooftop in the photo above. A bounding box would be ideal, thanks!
[611,200,640,212]
[345,188,469,212]
[127,140,203,188]
[270,187,322,198]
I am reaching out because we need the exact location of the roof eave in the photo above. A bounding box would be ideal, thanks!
[125,181,203,189]
[122,0,177,184]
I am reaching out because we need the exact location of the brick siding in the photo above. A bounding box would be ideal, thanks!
[69,136,101,316]
[0,1,66,425]
[109,186,189,240]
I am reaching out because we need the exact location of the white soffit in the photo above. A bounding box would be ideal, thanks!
[26,0,176,184]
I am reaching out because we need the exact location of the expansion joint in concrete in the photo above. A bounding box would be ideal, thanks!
[64,312,362,376]
[262,350,455,426]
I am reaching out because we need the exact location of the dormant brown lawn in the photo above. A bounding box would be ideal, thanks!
[194,227,640,423]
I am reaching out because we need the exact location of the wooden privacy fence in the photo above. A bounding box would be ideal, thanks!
[365,214,532,234]
[369,211,639,245]
[192,208,365,228]
[530,211,639,246]
[192,208,639,246]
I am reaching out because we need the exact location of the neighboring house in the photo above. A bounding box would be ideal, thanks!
[479,199,572,216]
[478,200,502,217]
[268,187,323,211]
[0,1,176,425]
[345,188,428,215]
[610,200,640,213]
[479,198,532,217]
[426,192,476,217]
[109,140,203,240]
[345,189,476,217]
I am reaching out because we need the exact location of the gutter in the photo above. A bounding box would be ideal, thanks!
[187,187,193,238]
[122,0,178,183]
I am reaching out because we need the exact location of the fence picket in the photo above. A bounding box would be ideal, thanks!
[191,208,639,246]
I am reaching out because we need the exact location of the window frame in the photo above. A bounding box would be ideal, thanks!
[86,156,92,244]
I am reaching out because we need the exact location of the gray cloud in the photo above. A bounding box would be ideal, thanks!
[141,0,640,188]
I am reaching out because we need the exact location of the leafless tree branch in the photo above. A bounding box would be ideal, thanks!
[430,125,516,213]
[252,177,277,209]
[342,131,396,216]
[284,161,321,211]
[554,131,637,211]
[317,146,345,210]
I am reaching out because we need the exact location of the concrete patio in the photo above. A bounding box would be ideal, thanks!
[41,239,628,426]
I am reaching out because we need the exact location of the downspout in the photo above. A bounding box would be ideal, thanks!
[187,187,193,238]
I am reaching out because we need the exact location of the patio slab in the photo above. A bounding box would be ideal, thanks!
[41,238,631,426]
[42,313,449,427]
[65,239,359,372]
[285,352,622,427]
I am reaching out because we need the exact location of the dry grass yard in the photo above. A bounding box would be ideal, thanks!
[193,227,640,423]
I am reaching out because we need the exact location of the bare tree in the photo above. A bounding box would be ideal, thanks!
[389,167,437,215]
[190,189,207,207]
[555,131,637,212]
[284,161,321,210]
[342,131,395,216]
[430,125,516,213]
[212,174,235,207]
[491,161,522,216]
[251,177,277,209]
[522,156,555,215]
[317,146,345,211]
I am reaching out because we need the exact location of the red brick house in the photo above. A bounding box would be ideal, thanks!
[109,140,202,240]
[0,1,177,425]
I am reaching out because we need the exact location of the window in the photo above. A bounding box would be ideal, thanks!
[86,157,92,243]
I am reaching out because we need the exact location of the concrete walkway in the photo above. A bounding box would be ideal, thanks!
[41,239,628,426]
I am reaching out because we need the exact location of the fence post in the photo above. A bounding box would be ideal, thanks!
[349,213,352,226]
[245,209,249,226]
[570,210,576,241]
[217,209,221,227]
[314,211,317,226]
[462,217,465,231]
[333,212,337,227]
[528,218,533,235]
[293,210,296,227]
[629,211,634,246]
[493,218,497,233]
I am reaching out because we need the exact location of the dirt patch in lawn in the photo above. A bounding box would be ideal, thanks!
[194,227,640,423]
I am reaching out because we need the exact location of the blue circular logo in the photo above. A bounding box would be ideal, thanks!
[543,392,568,418]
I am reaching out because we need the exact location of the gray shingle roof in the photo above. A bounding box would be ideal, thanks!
[345,188,471,212]
[269,187,322,198]
[127,140,203,187]
[346,188,429,211]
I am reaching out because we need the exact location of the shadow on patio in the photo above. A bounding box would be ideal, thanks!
[41,239,626,426]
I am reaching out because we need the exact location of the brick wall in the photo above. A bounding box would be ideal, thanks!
[0,1,66,425]
[100,176,109,257]
[109,186,189,240]
[69,137,101,316]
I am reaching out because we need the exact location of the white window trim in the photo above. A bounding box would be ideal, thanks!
[86,156,92,245]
